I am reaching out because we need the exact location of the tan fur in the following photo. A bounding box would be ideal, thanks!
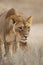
[0,8,32,57]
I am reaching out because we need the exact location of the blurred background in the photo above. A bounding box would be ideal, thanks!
[0,0,43,24]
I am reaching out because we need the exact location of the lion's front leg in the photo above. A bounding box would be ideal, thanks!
[0,39,5,59]
[4,41,18,57]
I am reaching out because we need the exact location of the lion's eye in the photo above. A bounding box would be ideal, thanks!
[28,26,30,31]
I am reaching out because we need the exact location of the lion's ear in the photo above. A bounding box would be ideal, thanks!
[6,8,16,18]
[26,16,32,23]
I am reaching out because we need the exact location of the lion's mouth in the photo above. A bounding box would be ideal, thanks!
[21,38,27,40]
[20,37,27,42]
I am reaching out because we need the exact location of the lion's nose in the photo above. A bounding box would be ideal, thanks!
[24,35,27,38]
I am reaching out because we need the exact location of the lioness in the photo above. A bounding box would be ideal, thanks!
[0,8,32,57]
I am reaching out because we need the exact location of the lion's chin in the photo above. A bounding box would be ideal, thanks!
[20,37,27,42]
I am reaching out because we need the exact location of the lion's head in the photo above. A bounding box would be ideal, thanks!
[5,8,32,43]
